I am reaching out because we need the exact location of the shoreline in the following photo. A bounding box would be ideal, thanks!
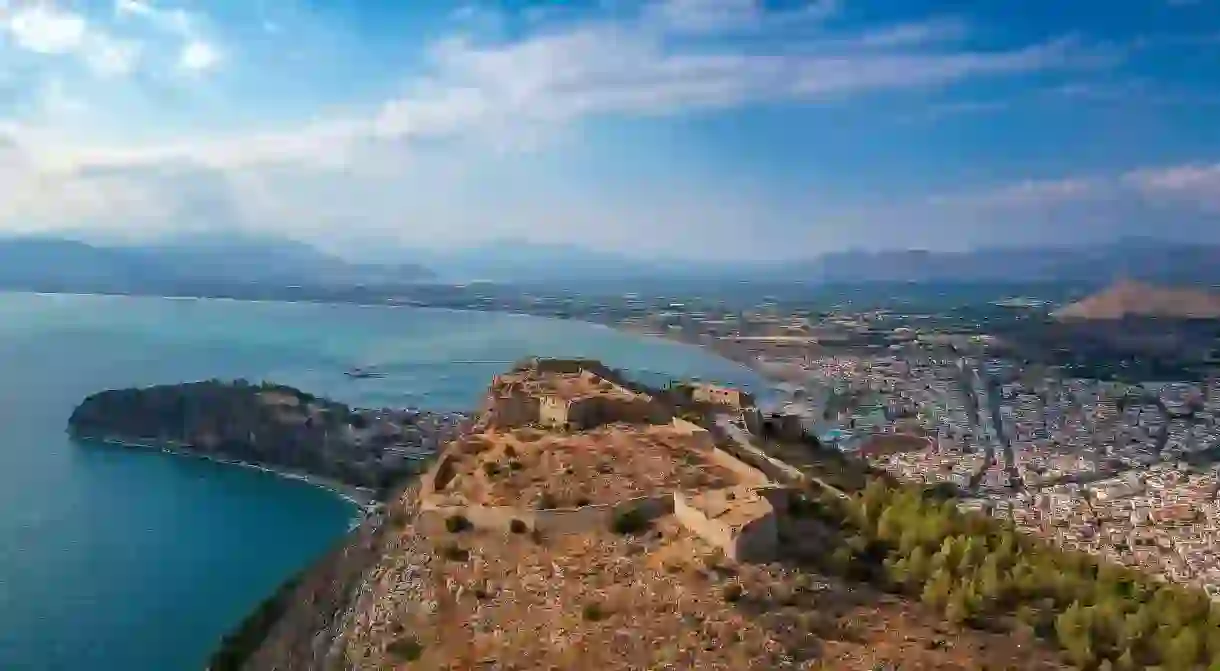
[84,436,379,510]
[616,322,814,389]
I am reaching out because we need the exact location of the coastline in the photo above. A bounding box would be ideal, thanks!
[84,436,379,510]
[616,322,813,388]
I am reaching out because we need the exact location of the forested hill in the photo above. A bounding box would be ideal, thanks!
[68,380,455,492]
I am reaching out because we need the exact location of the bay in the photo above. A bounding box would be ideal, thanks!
[0,292,763,670]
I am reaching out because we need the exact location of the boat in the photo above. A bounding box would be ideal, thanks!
[345,367,386,379]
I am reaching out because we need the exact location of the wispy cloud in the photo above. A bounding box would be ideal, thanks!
[179,40,222,72]
[648,0,840,34]
[0,0,1200,256]
[3,4,140,76]
[1124,163,1220,212]
[929,177,1104,210]
[369,18,1104,148]
[852,17,970,48]
[32,2,1107,171]
[900,99,1009,124]
[114,0,223,75]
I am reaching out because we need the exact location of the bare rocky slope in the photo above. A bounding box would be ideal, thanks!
[220,363,1071,671]
[1053,280,1220,320]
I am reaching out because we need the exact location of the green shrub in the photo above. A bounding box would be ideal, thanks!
[440,543,469,562]
[509,519,528,534]
[444,514,472,533]
[582,602,606,622]
[611,507,651,534]
[387,635,423,661]
[722,583,744,602]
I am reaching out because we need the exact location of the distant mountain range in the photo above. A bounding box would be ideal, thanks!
[772,238,1220,286]
[420,240,715,284]
[0,233,433,295]
[2,234,1219,298]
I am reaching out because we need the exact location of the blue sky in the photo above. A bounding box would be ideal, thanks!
[1,0,1219,261]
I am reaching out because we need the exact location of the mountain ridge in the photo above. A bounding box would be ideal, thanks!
[391,238,1220,286]
[0,234,434,293]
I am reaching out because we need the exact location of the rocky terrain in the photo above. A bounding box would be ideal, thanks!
[1053,280,1220,321]
[221,363,1071,670]
[69,380,465,493]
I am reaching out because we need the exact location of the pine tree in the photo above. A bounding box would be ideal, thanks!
[1164,627,1202,671]
[907,545,931,589]
[945,582,975,625]
[922,568,953,612]
[1056,601,1095,668]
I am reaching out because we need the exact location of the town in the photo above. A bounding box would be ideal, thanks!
[595,283,1220,605]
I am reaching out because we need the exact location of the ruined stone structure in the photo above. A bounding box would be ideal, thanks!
[674,485,781,562]
[418,359,796,562]
[688,382,756,411]
[484,361,671,431]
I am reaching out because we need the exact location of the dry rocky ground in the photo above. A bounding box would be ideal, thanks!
[330,499,1067,671]
[436,425,736,509]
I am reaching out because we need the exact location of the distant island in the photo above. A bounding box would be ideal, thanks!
[68,380,465,499]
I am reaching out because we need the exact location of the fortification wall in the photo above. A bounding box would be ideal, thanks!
[710,424,808,486]
[416,494,674,536]
[673,491,778,563]
[481,391,539,429]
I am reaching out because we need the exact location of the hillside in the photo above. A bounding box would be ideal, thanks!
[223,360,1072,670]
[1053,280,1220,320]
[69,380,462,492]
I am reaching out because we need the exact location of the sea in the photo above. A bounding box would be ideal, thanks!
[0,292,765,670]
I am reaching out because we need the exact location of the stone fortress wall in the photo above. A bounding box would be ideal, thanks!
[418,359,799,563]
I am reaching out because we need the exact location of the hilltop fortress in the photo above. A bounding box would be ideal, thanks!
[419,357,787,562]
[222,358,1067,671]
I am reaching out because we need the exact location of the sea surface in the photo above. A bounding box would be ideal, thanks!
[0,292,764,670]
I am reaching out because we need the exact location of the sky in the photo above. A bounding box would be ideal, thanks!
[1,0,1219,261]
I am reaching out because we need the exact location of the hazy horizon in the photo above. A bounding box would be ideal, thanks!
[2,0,1218,261]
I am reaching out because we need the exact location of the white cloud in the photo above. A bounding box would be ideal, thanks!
[114,0,216,74]
[115,0,192,35]
[115,0,155,18]
[0,1,1187,256]
[83,34,142,76]
[853,17,970,48]
[5,6,88,54]
[650,0,839,34]
[179,40,222,72]
[9,2,1110,170]
[3,5,141,76]
[1124,163,1220,211]
[930,176,1103,209]
[369,25,1095,144]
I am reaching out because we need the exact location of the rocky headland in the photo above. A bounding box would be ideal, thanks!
[68,379,466,498]
[215,359,1073,671]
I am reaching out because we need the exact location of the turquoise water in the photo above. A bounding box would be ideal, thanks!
[0,292,763,670]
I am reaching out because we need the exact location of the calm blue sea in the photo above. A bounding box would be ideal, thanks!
[0,292,764,670]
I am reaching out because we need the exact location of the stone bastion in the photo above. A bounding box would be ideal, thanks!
[416,359,798,563]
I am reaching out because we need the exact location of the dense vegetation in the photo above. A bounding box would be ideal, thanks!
[804,479,1220,670]
[69,379,405,489]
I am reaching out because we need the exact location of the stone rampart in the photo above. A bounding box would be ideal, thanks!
[673,489,779,563]
[416,493,674,536]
